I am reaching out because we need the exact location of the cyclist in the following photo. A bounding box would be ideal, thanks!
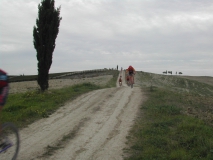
[126,65,136,84]
[0,69,9,149]
[0,69,8,108]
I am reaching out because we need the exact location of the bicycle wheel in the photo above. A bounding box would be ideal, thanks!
[0,122,19,160]
[130,75,133,88]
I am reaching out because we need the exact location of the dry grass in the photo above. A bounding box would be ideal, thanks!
[124,71,213,160]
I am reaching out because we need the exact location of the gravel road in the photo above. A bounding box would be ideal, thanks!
[7,71,145,160]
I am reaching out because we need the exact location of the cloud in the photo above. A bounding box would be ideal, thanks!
[0,0,213,76]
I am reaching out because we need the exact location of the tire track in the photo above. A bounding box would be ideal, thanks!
[17,87,124,160]
[47,86,143,160]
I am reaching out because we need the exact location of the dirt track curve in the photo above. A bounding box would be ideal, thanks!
[14,71,144,160]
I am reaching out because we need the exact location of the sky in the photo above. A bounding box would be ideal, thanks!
[0,0,213,76]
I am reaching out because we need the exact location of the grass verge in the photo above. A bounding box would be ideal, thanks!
[1,83,101,127]
[1,70,119,128]
[104,70,119,88]
[124,87,213,160]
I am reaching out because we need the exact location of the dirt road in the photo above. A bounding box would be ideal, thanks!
[15,71,144,160]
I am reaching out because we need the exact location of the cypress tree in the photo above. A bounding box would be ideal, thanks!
[33,0,62,91]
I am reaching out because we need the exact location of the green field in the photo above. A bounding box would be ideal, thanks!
[124,72,213,160]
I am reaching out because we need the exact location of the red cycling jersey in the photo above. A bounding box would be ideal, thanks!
[127,66,135,75]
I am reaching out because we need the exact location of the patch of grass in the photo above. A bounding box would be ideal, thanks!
[43,145,63,156]
[125,88,213,160]
[138,72,213,96]
[1,83,100,127]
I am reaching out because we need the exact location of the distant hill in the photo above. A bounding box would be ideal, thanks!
[180,76,213,86]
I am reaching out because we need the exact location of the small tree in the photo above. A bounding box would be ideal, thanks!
[33,0,62,91]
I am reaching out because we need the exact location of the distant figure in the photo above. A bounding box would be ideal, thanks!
[118,76,122,86]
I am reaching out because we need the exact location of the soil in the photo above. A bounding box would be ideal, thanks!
[5,71,145,160]
[9,75,113,94]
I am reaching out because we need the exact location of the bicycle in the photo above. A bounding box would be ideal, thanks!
[129,74,134,88]
[0,122,20,160]
[119,76,122,87]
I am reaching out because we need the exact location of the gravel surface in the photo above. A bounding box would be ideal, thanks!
[2,72,145,160]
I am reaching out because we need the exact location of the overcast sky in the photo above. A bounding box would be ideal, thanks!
[0,0,213,76]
